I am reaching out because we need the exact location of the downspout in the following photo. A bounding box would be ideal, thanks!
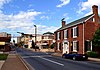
[83,22,85,54]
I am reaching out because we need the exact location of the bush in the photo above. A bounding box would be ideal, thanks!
[50,43,55,49]
[86,51,99,58]
[0,54,8,60]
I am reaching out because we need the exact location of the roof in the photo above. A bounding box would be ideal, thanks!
[43,32,54,35]
[55,14,94,32]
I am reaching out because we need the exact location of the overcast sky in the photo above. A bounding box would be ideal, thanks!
[0,0,100,37]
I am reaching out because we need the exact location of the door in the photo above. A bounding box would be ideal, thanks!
[63,40,69,54]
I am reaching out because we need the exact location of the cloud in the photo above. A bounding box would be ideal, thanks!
[77,0,100,14]
[37,25,59,34]
[0,0,59,35]
[0,9,59,34]
[0,10,41,32]
[0,0,11,9]
[62,13,70,22]
[56,0,70,8]
[40,16,49,20]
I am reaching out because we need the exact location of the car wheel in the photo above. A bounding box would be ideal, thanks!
[73,56,76,60]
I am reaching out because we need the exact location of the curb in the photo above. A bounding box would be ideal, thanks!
[17,54,35,70]
[88,57,100,62]
[17,55,29,70]
[0,61,5,69]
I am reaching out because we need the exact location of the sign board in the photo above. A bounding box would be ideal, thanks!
[0,42,5,45]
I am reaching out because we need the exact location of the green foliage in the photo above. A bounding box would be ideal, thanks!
[17,41,24,47]
[92,28,100,47]
[50,43,55,49]
[86,51,99,58]
[0,54,8,60]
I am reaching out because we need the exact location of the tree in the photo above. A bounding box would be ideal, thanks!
[50,43,55,49]
[92,28,100,54]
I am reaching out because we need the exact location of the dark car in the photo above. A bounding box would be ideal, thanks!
[62,52,88,60]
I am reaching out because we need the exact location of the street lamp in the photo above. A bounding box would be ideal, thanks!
[34,25,37,51]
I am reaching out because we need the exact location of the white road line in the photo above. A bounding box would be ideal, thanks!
[40,57,64,66]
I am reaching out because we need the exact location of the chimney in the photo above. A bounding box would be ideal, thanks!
[62,21,66,27]
[61,18,66,27]
[92,5,99,23]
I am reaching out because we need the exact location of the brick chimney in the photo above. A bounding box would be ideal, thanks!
[92,5,99,23]
[62,21,66,27]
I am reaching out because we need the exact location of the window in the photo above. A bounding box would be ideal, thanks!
[57,32,60,40]
[92,18,95,22]
[57,42,61,51]
[85,40,92,51]
[73,41,79,52]
[44,36,48,39]
[64,29,68,39]
[73,26,78,38]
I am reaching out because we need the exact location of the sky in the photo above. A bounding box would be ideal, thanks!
[0,0,100,37]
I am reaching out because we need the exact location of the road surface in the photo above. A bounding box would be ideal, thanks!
[16,48,100,70]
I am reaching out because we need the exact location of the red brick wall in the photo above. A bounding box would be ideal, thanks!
[84,21,96,40]
[55,23,84,54]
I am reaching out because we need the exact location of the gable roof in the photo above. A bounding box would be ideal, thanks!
[55,14,94,32]
[43,32,54,35]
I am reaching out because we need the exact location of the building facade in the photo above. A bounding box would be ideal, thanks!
[0,32,11,51]
[54,5,100,54]
[17,32,54,49]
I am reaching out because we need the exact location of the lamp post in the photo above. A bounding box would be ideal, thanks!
[34,25,37,51]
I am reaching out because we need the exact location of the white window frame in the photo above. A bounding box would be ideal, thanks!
[57,32,60,40]
[73,26,77,38]
[93,18,95,22]
[73,41,77,52]
[64,29,68,39]
[57,42,60,50]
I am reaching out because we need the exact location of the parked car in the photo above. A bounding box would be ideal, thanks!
[62,52,88,60]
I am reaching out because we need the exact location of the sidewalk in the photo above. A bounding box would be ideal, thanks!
[1,52,28,70]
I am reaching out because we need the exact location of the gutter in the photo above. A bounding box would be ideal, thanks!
[83,22,85,54]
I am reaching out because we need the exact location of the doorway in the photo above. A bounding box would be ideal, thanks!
[63,40,69,54]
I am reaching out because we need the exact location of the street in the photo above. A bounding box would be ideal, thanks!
[16,48,100,70]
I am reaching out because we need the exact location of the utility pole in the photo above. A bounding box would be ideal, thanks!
[34,25,37,51]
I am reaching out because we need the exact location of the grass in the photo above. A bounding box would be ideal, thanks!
[0,54,8,60]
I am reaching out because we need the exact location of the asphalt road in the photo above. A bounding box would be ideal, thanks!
[16,48,100,70]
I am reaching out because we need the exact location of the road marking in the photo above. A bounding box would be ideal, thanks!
[40,57,64,66]
[22,55,52,58]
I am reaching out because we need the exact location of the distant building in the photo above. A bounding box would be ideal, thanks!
[17,32,54,49]
[41,32,54,48]
[54,5,100,54]
[0,32,11,51]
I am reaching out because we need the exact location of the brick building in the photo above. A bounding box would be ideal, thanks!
[54,5,100,54]
[0,32,11,51]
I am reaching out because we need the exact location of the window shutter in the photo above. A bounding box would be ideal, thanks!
[55,33,57,40]
[63,31,64,39]
[77,41,79,51]
[76,27,79,37]
[59,43,61,50]
[59,32,61,39]
[71,42,73,51]
[67,30,68,38]
[71,28,73,37]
